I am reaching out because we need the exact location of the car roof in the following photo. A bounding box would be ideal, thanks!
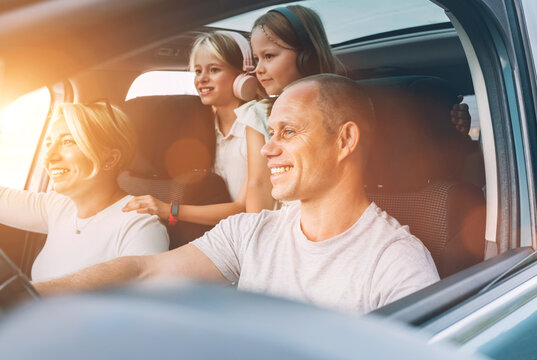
[210,0,450,45]
[0,0,280,107]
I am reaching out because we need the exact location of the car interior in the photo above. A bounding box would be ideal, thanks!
[0,0,533,333]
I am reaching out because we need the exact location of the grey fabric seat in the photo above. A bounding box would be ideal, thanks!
[357,76,486,278]
[119,95,230,249]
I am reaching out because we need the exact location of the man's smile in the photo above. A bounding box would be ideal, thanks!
[270,166,292,175]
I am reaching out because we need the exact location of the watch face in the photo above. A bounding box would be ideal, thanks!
[171,201,179,217]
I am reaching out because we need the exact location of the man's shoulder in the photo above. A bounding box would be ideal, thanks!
[362,202,414,239]
[361,202,432,257]
[226,205,296,226]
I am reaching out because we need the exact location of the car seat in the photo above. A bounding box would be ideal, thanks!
[357,76,486,278]
[119,95,230,250]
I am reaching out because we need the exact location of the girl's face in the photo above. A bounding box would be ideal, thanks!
[251,26,303,96]
[192,46,241,107]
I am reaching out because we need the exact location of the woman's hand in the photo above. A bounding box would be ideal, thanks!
[122,195,170,220]
[450,95,471,136]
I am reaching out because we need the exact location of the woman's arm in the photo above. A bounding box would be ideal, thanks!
[245,127,274,212]
[0,186,50,233]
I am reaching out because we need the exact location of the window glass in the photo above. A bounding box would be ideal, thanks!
[0,87,50,189]
[521,0,537,73]
[464,94,481,140]
[209,0,449,44]
[126,71,198,100]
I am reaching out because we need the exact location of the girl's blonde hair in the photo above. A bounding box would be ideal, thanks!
[50,102,136,178]
[252,5,345,76]
[189,31,244,74]
[189,31,267,100]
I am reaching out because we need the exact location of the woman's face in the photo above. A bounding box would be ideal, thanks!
[192,46,241,107]
[42,118,94,198]
[251,26,303,96]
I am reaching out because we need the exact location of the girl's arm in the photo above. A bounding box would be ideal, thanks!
[245,127,274,212]
[122,182,247,226]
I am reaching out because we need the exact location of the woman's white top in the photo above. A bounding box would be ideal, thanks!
[0,187,169,281]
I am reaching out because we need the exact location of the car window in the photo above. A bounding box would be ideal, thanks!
[464,94,481,141]
[126,71,197,100]
[0,87,50,189]
[521,0,537,73]
[209,0,449,44]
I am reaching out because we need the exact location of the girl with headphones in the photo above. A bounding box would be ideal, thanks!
[122,31,275,225]
[243,5,471,209]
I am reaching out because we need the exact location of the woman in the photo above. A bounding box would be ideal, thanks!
[122,31,275,225]
[0,102,169,281]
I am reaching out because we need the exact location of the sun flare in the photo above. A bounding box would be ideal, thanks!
[0,88,50,189]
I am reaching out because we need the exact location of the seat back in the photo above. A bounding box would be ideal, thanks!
[357,76,486,277]
[119,95,230,249]
[123,95,216,178]
[367,182,485,278]
[358,76,474,190]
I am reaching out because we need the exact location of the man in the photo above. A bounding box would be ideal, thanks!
[36,74,439,314]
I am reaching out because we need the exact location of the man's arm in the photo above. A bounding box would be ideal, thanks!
[35,244,229,296]
[370,239,439,309]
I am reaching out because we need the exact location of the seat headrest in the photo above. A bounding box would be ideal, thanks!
[122,95,215,179]
[357,76,468,191]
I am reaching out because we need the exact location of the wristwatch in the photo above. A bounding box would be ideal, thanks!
[168,201,179,226]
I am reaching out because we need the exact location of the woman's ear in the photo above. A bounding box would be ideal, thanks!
[102,149,122,171]
[337,121,360,162]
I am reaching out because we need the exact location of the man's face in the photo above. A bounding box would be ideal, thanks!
[261,83,340,202]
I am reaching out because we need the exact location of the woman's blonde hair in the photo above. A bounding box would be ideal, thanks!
[252,5,345,76]
[50,102,136,178]
[189,31,267,100]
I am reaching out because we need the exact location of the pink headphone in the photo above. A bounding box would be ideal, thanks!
[222,31,258,102]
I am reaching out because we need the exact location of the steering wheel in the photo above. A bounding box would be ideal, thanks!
[0,249,40,311]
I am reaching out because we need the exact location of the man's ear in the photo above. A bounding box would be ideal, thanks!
[337,121,360,162]
[102,149,122,171]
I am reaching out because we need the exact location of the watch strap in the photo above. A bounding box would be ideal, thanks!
[168,201,179,226]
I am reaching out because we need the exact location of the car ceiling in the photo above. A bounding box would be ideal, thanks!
[0,0,285,107]
[96,24,473,96]
[0,0,474,107]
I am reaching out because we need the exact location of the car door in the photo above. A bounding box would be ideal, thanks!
[375,0,537,358]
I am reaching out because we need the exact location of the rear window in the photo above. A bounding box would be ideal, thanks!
[464,94,481,141]
[126,71,198,100]
[209,0,449,44]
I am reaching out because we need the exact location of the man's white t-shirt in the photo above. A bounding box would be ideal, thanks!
[0,187,169,281]
[192,202,439,314]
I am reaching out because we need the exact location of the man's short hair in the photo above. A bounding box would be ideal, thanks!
[288,74,375,164]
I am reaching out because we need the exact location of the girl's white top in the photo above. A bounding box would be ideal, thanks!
[214,99,270,201]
